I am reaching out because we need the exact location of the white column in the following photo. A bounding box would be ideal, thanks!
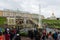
[24,14,27,27]
[24,18,26,24]
[7,17,9,25]
[38,3,42,28]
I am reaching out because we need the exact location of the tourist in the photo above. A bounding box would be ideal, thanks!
[14,33,21,40]
[47,31,53,40]
[28,29,34,40]
[58,32,60,40]
[34,30,40,40]
[0,32,5,40]
[5,32,10,40]
[42,29,47,40]
[52,32,58,40]
[10,29,15,40]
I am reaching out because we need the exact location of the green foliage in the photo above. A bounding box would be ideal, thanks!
[42,19,60,28]
[0,17,7,25]
[20,32,28,36]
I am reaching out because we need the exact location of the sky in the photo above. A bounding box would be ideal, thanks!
[0,0,60,18]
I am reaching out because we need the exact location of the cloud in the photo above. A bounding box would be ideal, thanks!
[0,2,12,9]
[41,5,60,18]
[0,0,40,13]
[0,0,60,18]
[12,0,40,13]
[40,0,60,18]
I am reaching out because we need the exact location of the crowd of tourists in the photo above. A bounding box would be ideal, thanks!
[28,29,60,40]
[0,27,21,40]
[0,27,60,40]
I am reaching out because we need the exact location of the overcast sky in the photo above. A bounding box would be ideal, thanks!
[0,0,60,18]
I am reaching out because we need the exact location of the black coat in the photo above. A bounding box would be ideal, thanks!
[15,36,21,40]
[14,32,21,40]
[28,30,34,39]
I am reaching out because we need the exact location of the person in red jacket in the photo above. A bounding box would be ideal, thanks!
[0,32,5,40]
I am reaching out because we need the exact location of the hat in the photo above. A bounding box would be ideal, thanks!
[17,34,19,36]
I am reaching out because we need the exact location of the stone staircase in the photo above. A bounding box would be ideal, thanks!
[29,18,42,28]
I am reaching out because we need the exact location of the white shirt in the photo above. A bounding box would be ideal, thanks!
[58,34,60,40]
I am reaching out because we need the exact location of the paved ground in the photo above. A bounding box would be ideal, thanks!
[21,37,34,40]
[21,37,31,40]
